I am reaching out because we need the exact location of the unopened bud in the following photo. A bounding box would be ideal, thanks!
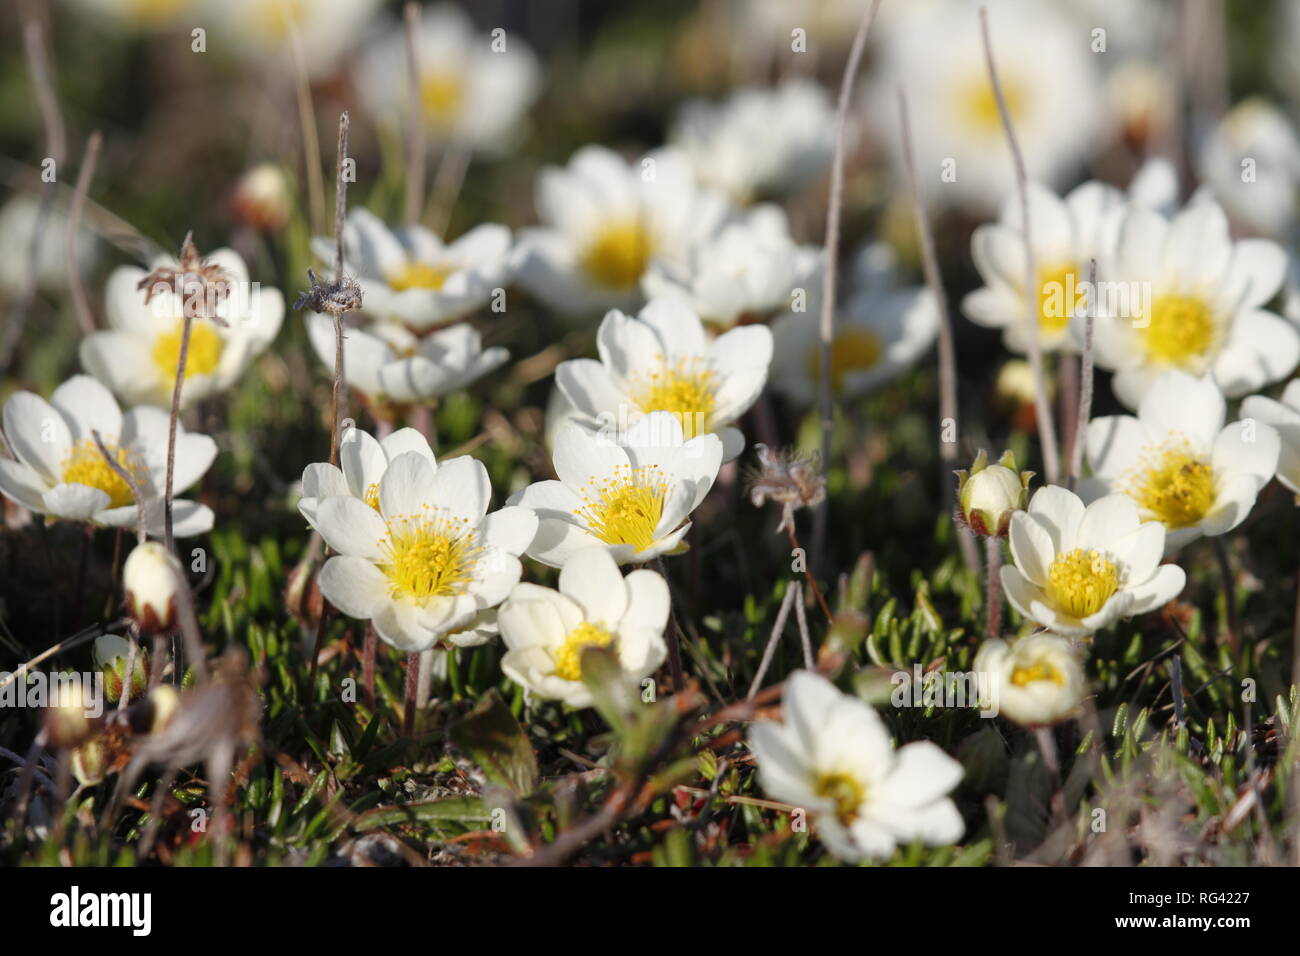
[92,635,148,704]
[230,163,292,232]
[71,736,109,787]
[44,680,97,749]
[123,542,183,635]
[147,684,181,735]
[956,450,1032,537]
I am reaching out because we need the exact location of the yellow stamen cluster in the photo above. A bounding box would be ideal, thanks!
[388,262,454,292]
[807,329,883,395]
[814,771,866,826]
[379,514,479,600]
[1046,548,1121,620]
[1127,444,1216,529]
[960,75,1026,133]
[420,72,463,126]
[61,440,143,509]
[363,482,381,512]
[1141,294,1217,367]
[1010,660,1065,688]
[631,359,718,437]
[552,621,614,682]
[581,220,655,289]
[575,464,668,552]
[152,321,223,382]
[1036,261,1083,335]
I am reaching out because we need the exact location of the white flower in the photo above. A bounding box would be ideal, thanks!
[208,0,382,78]
[1088,370,1280,553]
[963,180,1127,354]
[298,424,436,525]
[0,375,215,537]
[641,205,821,332]
[314,209,514,331]
[122,540,184,635]
[355,3,541,155]
[1001,486,1186,637]
[1198,98,1300,239]
[305,451,537,652]
[306,317,508,409]
[498,548,669,708]
[864,0,1103,211]
[0,194,98,294]
[516,145,732,317]
[1241,380,1300,495]
[1090,197,1299,408]
[671,79,835,203]
[509,411,723,567]
[80,250,284,409]
[553,299,772,462]
[230,163,293,232]
[748,670,964,862]
[974,633,1086,727]
[769,282,938,407]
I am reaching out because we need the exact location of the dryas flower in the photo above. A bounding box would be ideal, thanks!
[553,298,773,462]
[974,633,1087,727]
[313,209,514,331]
[80,247,284,409]
[498,548,669,708]
[298,425,436,526]
[1197,98,1300,240]
[1090,197,1299,408]
[1241,380,1300,495]
[0,194,97,295]
[1001,486,1186,637]
[516,145,732,317]
[1087,370,1279,553]
[748,670,964,862]
[0,375,215,537]
[122,540,185,635]
[306,317,508,412]
[956,450,1032,537]
[306,451,537,651]
[93,634,149,704]
[509,411,723,567]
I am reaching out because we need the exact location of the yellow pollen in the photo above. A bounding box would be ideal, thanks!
[388,262,454,292]
[1037,261,1083,335]
[552,621,614,682]
[1141,294,1217,367]
[363,482,381,512]
[1127,445,1216,529]
[807,328,882,395]
[152,321,223,382]
[1010,660,1065,687]
[379,516,478,600]
[575,464,668,552]
[61,439,142,509]
[960,75,1026,133]
[420,72,463,125]
[631,359,718,438]
[581,220,655,288]
[813,771,865,826]
[1046,548,1121,620]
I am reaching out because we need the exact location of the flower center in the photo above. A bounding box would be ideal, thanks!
[552,621,614,682]
[61,439,143,509]
[575,464,668,552]
[1127,445,1216,529]
[807,328,882,395]
[631,359,718,438]
[420,72,463,126]
[1141,294,1218,367]
[388,262,453,292]
[1037,261,1082,335]
[379,516,479,600]
[581,220,655,289]
[152,321,223,382]
[959,75,1025,134]
[1046,548,1121,620]
[363,482,381,511]
[1010,660,1065,687]
[813,771,865,826]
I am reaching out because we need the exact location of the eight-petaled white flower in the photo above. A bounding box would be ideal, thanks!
[305,451,537,652]
[553,299,772,462]
[1087,370,1279,553]
[509,411,723,567]
[499,548,668,708]
[1001,486,1186,637]
[0,376,215,537]
[748,670,965,862]
[298,424,436,526]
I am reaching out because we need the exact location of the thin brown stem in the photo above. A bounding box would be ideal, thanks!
[985,535,1002,639]
[91,429,147,545]
[403,651,419,737]
[403,2,427,227]
[1067,258,1098,489]
[287,26,325,234]
[163,311,194,553]
[748,583,797,700]
[327,113,352,467]
[978,5,1060,485]
[66,131,102,335]
[786,523,831,623]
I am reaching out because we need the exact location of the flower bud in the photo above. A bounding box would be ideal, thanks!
[955,449,1032,537]
[974,633,1086,727]
[147,684,181,735]
[44,680,99,749]
[71,736,109,787]
[230,163,292,232]
[123,542,183,635]
[92,634,148,704]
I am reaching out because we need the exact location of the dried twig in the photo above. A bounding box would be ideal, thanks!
[1067,258,1097,489]
[748,583,797,700]
[66,131,102,335]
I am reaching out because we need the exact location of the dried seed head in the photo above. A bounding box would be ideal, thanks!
[137,231,232,324]
[746,443,827,533]
[294,267,363,316]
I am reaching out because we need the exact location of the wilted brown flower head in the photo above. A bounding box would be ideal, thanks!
[136,231,232,324]
[294,267,363,316]
[746,443,827,533]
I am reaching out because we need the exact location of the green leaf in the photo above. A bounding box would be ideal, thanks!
[449,690,539,796]
[352,796,491,831]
